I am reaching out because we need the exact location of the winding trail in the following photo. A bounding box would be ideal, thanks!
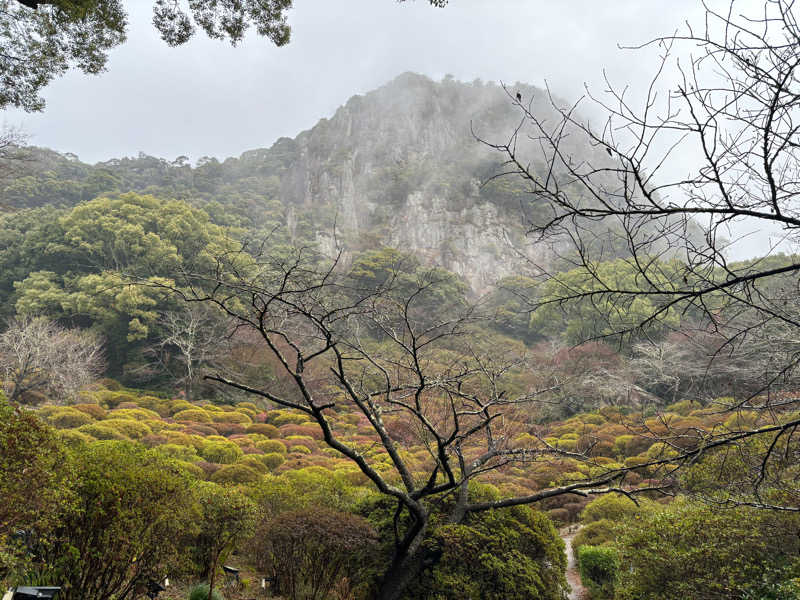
[561,528,588,600]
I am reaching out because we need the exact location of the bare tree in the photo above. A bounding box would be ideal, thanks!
[154,303,235,400]
[0,316,105,404]
[165,241,693,600]
[482,0,800,509]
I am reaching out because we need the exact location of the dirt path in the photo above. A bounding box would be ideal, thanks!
[562,528,588,600]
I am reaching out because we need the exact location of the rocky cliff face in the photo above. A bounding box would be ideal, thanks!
[9,73,576,291]
[260,72,556,292]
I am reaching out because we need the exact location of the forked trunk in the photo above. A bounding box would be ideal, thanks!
[374,519,439,600]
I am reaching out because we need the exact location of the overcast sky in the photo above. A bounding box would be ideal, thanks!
[1,0,705,164]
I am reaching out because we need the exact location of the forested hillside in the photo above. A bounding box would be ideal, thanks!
[3,63,800,600]
[1,73,584,291]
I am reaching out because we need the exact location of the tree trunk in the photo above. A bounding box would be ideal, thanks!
[374,518,435,600]
[207,551,218,600]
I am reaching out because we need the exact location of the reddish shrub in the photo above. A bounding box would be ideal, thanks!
[141,434,168,448]
[214,422,246,436]
[246,423,280,437]
[279,424,322,440]
[195,461,221,479]
[183,424,218,436]
[73,403,107,419]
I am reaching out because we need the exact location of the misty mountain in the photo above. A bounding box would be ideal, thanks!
[2,73,606,290]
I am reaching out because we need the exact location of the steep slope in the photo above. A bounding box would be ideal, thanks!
[2,73,600,291]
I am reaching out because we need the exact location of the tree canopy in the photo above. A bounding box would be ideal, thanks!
[1,0,447,111]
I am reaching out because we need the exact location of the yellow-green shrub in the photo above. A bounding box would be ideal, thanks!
[166,399,194,415]
[173,408,213,423]
[78,423,130,441]
[155,443,199,462]
[269,412,308,426]
[211,411,252,425]
[73,403,107,420]
[175,460,204,479]
[46,407,94,429]
[58,429,94,446]
[256,439,286,454]
[199,440,243,464]
[108,407,161,421]
[246,423,279,437]
[101,418,153,440]
[210,463,263,485]
[261,452,286,471]
[239,456,270,474]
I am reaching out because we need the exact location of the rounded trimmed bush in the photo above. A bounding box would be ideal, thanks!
[246,423,279,437]
[238,455,270,474]
[163,431,194,446]
[142,434,169,447]
[156,443,199,461]
[261,452,285,471]
[289,444,312,454]
[173,408,213,423]
[211,411,252,425]
[58,429,93,446]
[47,407,94,429]
[109,407,161,421]
[255,439,286,454]
[77,422,130,441]
[213,422,246,436]
[166,399,194,415]
[99,391,139,409]
[175,460,204,479]
[268,411,308,426]
[101,418,153,440]
[183,424,218,436]
[210,463,263,485]
[199,440,243,464]
[73,403,107,419]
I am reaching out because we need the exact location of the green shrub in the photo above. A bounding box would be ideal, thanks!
[269,412,308,426]
[188,583,223,600]
[98,378,123,391]
[246,423,279,437]
[77,422,130,441]
[73,403,107,419]
[615,500,800,600]
[101,418,153,440]
[57,429,94,447]
[572,519,616,555]
[36,441,196,600]
[98,391,139,409]
[108,407,161,421]
[166,399,194,415]
[578,545,618,598]
[198,440,243,464]
[261,452,286,471]
[581,494,653,524]
[155,443,199,461]
[255,439,286,454]
[289,444,312,454]
[210,463,263,485]
[211,411,252,425]
[46,407,94,428]
[175,460,205,479]
[173,408,213,423]
[239,455,270,474]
